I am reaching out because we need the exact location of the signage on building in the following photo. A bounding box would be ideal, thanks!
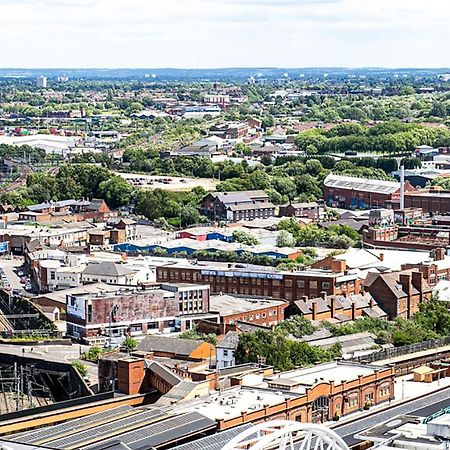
[67,295,86,319]
[0,242,8,253]
[201,269,283,280]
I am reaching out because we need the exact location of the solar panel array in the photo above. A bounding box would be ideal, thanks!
[8,405,134,445]
[83,412,216,450]
[46,408,166,449]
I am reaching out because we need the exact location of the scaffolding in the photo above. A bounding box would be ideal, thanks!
[0,362,54,413]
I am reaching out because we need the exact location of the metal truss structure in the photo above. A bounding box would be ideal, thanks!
[222,420,350,450]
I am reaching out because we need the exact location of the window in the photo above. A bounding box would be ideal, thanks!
[322,282,330,289]
[223,350,229,357]
[256,314,260,320]
[297,280,305,288]
[262,313,266,318]
[249,315,254,321]
[50,272,55,280]
[310,281,318,289]
[285,279,292,288]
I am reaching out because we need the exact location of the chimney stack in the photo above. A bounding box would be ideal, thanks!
[351,301,357,321]
[379,252,384,262]
[435,247,446,261]
[330,297,336,318]
[369,296,375,309]
[320,291,327,301]
[411,271,424,292]
[312,302,317,320]
[399,273,412,295]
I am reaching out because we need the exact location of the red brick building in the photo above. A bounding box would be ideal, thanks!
[156,260,361,304]
[209,293,287,326]
[402,247,450,287]
[324,173,416,209]
[278,201,320,220]
[363,270,431,319]
[66,283,212,341]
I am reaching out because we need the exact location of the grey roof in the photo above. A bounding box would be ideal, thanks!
[82,262,136,277]
[227,202,275,212]
[171,424,252,450]
[214,190,270,205]
[155,380,198,406]
[309,332,377,353]
[137,335,206,357]
[88,198,107,210]
[282,201,319,209]
[217,331,240,349]
[210,294,285,316]
[324,173,400,195]
[147,361,182,387]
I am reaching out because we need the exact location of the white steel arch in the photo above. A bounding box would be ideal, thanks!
[221,420,350,450]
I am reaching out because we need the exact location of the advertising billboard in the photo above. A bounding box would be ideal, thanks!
[67,295,86,319]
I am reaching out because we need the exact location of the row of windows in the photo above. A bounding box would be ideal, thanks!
[160,270,334,292]
[179,300,203,314]
[230,310,277,323]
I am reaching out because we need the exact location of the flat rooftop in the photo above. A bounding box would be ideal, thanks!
[178,386,296,420]
[209,293,286,316]
[159,259,347,278]
[262,361,384,391]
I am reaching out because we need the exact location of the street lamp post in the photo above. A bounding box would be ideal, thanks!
[109,305,119,349]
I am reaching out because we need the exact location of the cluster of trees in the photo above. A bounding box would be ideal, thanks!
[1,164,134,209]
[134,186,207,227]
[278,218,361,249]
[235,329,342,371]
[295,121,450,155]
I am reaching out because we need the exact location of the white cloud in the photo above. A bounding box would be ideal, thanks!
[0,0,448,68]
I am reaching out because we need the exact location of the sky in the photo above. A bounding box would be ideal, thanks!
[0,0,449,68]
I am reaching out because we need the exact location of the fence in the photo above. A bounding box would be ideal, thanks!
[350,336,450,364]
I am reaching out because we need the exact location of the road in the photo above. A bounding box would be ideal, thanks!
[333,385,450,446]
[0,258,24,291]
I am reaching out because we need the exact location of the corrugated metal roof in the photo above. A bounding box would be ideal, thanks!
[324,173,400,195]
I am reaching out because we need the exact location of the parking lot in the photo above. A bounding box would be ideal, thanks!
[117,172,218,192]
[0,257,28,293]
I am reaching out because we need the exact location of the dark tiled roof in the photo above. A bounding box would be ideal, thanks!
[137,335,205,357]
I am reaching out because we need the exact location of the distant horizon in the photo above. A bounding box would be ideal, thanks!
[1,66,450,71]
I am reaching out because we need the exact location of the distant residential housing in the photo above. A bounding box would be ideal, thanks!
[279,201,320,220]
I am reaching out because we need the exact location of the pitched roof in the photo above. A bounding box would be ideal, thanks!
[217,331,240,349]
[82,262,136,277]
[137,335,205,357]
[324,173,400,195]
[147,361,182,387]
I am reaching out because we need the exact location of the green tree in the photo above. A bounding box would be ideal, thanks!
[123,336,138,352]
[72,361,88,378]
[232,230,259,246]
[98,176,134,208]
[276,230,296,248]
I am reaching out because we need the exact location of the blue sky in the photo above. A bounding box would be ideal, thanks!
[0,0,448,68]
